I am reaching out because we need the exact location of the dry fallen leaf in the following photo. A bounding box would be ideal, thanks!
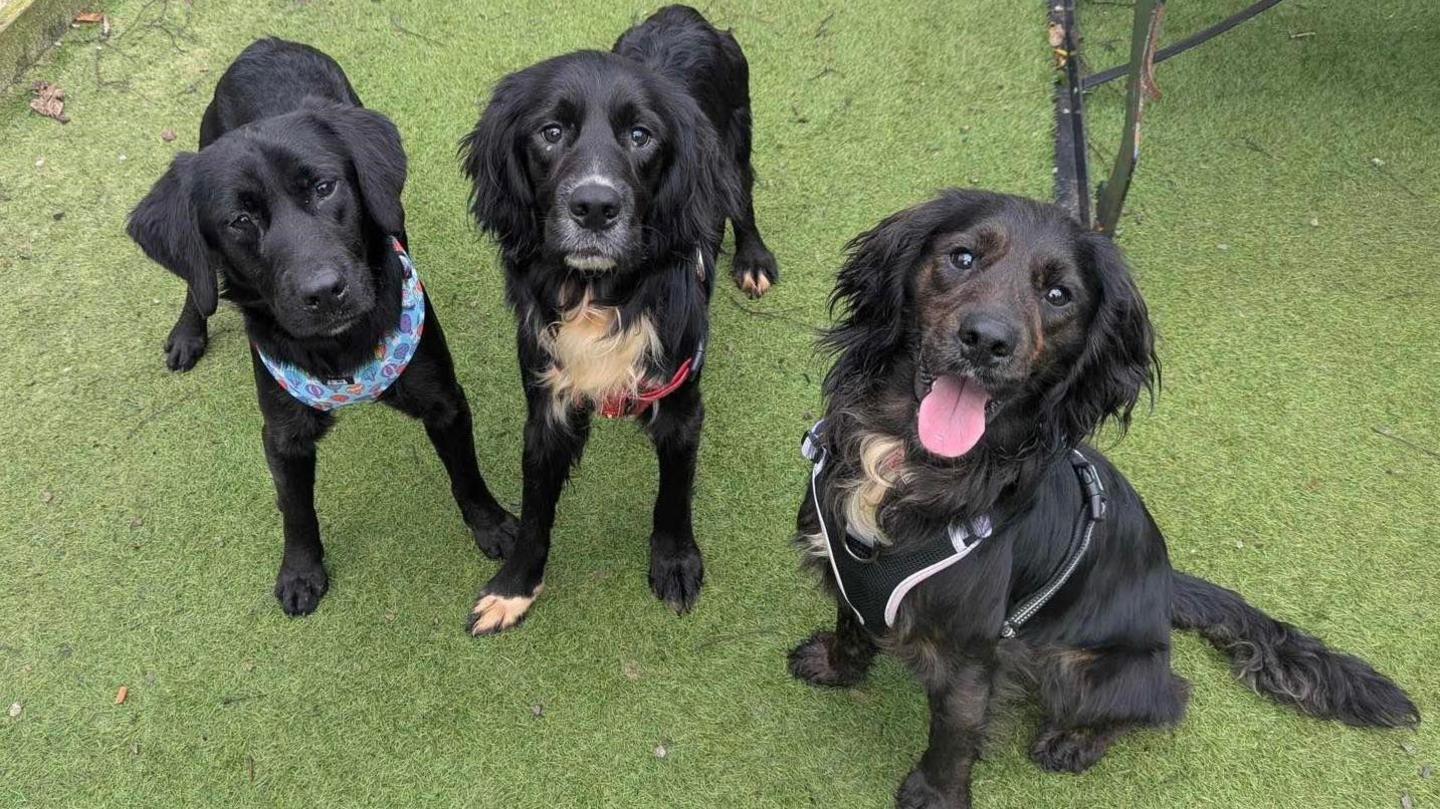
[161,128,177,143]
[29,82,69,124]
[1400,794,1413,809]
[531,704,543,718]
[1048,22,1065,49]
[7,703,21,719]
[41,489,54,503]
[622,661,641,681]
[115,686,128,705]
[653,744,667,759]
[129,516,143,529]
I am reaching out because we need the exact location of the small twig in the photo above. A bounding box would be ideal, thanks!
[1288,30,1316,39]
[1371,163,1428,204]
[390,16,445,47]
[128,399,183,438]
[1240,136,1275,159]
[808,66,838,81]
[814,10,835,38]
[1372,426,1440,461]
[725,293,817,332]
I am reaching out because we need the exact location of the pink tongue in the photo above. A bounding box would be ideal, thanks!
[917,375,990,458]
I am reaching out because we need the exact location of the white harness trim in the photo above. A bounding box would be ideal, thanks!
[882,517,992,627]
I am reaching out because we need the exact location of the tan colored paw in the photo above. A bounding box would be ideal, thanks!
[468,585,542,636]
[737,270,772,299]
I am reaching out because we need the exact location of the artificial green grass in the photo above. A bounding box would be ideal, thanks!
[0,0,1433,806]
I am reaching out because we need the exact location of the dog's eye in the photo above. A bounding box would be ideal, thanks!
[540,125,563,144]
[629,127,652,148]
[229,213,254,231]
[948,249,976,271]
[1045,286,1072,307]
[314,179,336,199]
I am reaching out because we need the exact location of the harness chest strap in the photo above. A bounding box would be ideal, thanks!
[801,420,1106,635]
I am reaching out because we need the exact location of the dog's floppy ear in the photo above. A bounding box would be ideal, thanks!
[127,152,218,317]
[647,91,742,264]
[460,70,540,262]
[1044,231,1158,441]
[326,106,408,238]
[824,190,989,395]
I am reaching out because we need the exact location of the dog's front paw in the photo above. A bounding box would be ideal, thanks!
[1029,726,1109,774]
[895,770,967,809]
[732,246,778,299]
[787,631,866,688]
[469,509,518,560]
[274,562,328,616]
[164,328,208,372]
[468,583,542,637]
[648,534,704,614]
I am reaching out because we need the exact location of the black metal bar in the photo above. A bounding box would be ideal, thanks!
[1051,0,1092,226]
[1081,0,1285,90]
[1094,0,1164,235]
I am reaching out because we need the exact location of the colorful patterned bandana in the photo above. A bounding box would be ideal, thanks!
[256,238,425,411]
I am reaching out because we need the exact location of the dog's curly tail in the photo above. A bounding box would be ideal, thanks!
[1172,572,1419,729]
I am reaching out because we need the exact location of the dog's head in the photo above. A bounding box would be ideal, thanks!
[127,103,406,339]
[826,189,1156,460]
[461,51,738,273]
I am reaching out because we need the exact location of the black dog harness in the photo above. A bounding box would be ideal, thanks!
[801,420,1107,636]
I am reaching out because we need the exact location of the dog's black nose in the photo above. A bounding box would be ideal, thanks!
[568,183,621,232]
[300,269,349,312]
[959,313,1018,363]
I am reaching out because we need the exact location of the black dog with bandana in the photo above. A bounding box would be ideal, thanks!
[128,38,517,616]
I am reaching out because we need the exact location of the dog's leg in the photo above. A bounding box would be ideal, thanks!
[1028,722,1135,774]
[259,403,334,617]
[468,388,588,636]
[788,603,879,687]
[728,106,778,299]
[164,293,209,371]
[421,392,518,560]
[387,312,518,559]
[644,385,705,613]
[895,656,995,809]
[1029,644,1189,773]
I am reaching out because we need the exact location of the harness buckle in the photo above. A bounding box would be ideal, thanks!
[801,423,826,464]
[1071,452,1108,522]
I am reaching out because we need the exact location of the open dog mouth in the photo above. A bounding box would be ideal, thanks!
[914,361,1001,459]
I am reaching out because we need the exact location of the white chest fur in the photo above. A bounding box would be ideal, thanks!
[536,293,660,420]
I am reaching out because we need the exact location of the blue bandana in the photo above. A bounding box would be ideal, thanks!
[257,238,425,411]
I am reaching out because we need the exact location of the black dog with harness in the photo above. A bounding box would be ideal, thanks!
[801,420,1107,635]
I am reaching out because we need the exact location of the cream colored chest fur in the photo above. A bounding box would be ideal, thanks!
[536,294,660,419]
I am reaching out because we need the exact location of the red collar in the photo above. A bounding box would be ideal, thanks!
[598,340,705,419]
